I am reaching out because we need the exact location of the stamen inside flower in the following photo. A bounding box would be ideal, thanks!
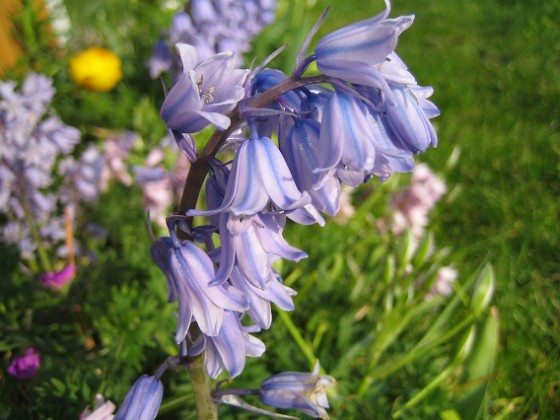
[197,75,215,103]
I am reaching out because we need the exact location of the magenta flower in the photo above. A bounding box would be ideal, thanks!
[8,348,41,379]
[39,265,77,289]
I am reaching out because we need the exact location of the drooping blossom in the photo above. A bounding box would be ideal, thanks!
[197,310,265,378]
[7,348,41,379]
[115,375,163,420]
[161,43,249,133]
[211,212,307,289]
[188,136,310,217]
[150,235,248,342]
[260,361,336,419]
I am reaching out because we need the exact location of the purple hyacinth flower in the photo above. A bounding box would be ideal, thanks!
[151,238,248,342]
[8,348,41,379]
[161,43,249,133]
[281,119,336,190]
[148,40,173,79]
[230,267,296,329]
[39,265,77,289]
[315,1,412,68]
[212,212,307,289]
[281,118,342,216]
[189,136,310,217]
[115,375,163,420]
[260,361,336,419]
[319,90,377,185]
[384,84,439,153]
[202,310,266,378]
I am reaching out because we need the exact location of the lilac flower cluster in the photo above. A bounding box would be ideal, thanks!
[0,73,80,261]
[123,1,440,418]
[149,0,277,78]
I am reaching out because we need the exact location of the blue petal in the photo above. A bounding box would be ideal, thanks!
[115,375,163,420]
[253,137,309,211]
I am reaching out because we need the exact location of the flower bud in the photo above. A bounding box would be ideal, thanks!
[115,375,163,420]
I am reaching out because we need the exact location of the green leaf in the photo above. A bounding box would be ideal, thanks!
[470,264,495,316]
[453,306,500,419]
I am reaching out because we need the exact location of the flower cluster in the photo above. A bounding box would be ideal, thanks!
[142,1,439,418]
[0,73,80,261]
[149,0,277,78]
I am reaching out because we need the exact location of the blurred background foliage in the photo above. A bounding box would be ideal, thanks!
[0,0,558,418]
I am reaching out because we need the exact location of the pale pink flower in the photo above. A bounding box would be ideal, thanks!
[391,163,446,238]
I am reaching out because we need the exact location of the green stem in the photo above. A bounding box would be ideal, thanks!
[393,364,455,418]
[17,175,52,273]
[187,354,218,420]
[277,310,316,366]
[358,313,474,396]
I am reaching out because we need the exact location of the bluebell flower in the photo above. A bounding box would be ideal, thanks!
[281,118,341,216]
[384,84,439,153]
[315,1,412,69]
[151,237,248,341]
[320,88,419,186]
[148,39,173,79]
[319,90,378,186]
[212,212,307,289]
[201,310,266,378]
[314,0,413,92]
[230,266,296,329]
[161,43,249,133]
[188,136,310,216]
[115,375,163,420]
[260,361,336,419]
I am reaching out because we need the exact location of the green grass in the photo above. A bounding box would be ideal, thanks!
[305,0,560,416]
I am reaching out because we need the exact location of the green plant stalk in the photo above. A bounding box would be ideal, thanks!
[393,364,455,418]
[357,297,443,397]
[187,354,218,420]
[277,310,317,366]
[17,176,53,273]
[363,313,475,386]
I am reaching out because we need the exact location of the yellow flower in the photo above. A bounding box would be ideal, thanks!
[69,47,122,92]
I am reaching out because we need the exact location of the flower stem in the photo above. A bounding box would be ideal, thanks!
[187,353,218,420]
[16,174,52,273]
